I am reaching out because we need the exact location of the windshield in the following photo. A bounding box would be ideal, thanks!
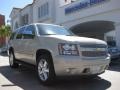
[37,24,74,36]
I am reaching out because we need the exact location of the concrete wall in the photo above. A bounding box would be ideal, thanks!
[10,5,33,31]
[21,5,33,25]
[104,30,115,41]
[10,9,22,31]
[55,0,120,25]
[116,24,120,49]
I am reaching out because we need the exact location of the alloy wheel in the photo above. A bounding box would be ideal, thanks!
[38,59,49,81]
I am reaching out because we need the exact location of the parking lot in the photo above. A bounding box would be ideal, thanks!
[0,53,120,90]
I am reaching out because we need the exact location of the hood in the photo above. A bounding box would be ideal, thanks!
[48,35,107,45]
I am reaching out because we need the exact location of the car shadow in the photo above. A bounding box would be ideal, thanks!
[0,65,111,90]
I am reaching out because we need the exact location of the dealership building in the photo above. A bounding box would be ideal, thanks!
[10,0,120,48]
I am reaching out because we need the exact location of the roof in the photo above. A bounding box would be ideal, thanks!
[10,0,35,18]
[21,4,33,11]
[9,7,21,18]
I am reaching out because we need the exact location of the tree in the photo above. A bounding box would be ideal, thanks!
[0,25,12,47]
[0,25,11,38]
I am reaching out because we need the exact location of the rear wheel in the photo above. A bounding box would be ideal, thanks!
[37,54,55,85]
[9,51,19,68]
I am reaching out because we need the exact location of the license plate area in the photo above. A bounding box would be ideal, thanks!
[90,65,104,74]
[83,65,104,74]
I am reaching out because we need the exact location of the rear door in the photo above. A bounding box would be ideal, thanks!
[14,27,25,60]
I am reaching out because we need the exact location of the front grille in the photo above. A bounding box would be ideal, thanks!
[80,44,107,57]
[81,51,107,57]
[80,44,107,48]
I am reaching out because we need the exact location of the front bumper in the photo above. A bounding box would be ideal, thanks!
[53,55,110,76]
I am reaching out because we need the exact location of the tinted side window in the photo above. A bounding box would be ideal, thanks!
[16,27,25,39]
[23,25,35,39]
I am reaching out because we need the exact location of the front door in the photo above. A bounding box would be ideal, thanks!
[21,25,36,64]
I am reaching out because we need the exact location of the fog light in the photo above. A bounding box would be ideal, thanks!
[66,68,70,73]
[105,65,109,69]
[83,68,90,73]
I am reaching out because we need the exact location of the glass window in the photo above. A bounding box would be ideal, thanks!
[16,27,25,39]
[43,5,46,16]
[38,7,41,18]
[46,2,49,15]
[37,24,74,36]
[23,25,35,39]
[38,2,49,19]
[40,7,42,18]
[41,5,43,17]
[22,14,29,25]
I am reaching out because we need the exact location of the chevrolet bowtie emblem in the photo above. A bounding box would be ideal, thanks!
[96,48,101,51]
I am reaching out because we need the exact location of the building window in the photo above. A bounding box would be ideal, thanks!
[38,2,49,19]
[46,2,49,15]
[14,22,18,29]
[106,36,115,41]
[38,7,41,18]
[41,5,44,17]
[22,14,29,25]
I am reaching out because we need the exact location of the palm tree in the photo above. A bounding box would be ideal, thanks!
[0,25,11,47]
[0,25,11,37]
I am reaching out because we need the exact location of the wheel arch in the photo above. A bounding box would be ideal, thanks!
[36,49,56,74]
[36,49,54,64]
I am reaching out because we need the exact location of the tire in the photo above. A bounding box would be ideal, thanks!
[9,51,19,68]
[37,54,55,85]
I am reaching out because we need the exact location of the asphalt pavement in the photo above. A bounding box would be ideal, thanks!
[0,53,120,90]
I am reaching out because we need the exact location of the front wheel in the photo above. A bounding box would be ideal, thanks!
[37,55,55,85]
[9,51,19,68]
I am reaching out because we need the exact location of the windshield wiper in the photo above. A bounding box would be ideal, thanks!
[43,34,57,35]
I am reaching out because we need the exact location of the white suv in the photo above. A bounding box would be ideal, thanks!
[8,23,110,85]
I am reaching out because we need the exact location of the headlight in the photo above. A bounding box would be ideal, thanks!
[58,43,79,56]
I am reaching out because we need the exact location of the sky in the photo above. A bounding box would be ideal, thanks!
[0,0,33,24]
